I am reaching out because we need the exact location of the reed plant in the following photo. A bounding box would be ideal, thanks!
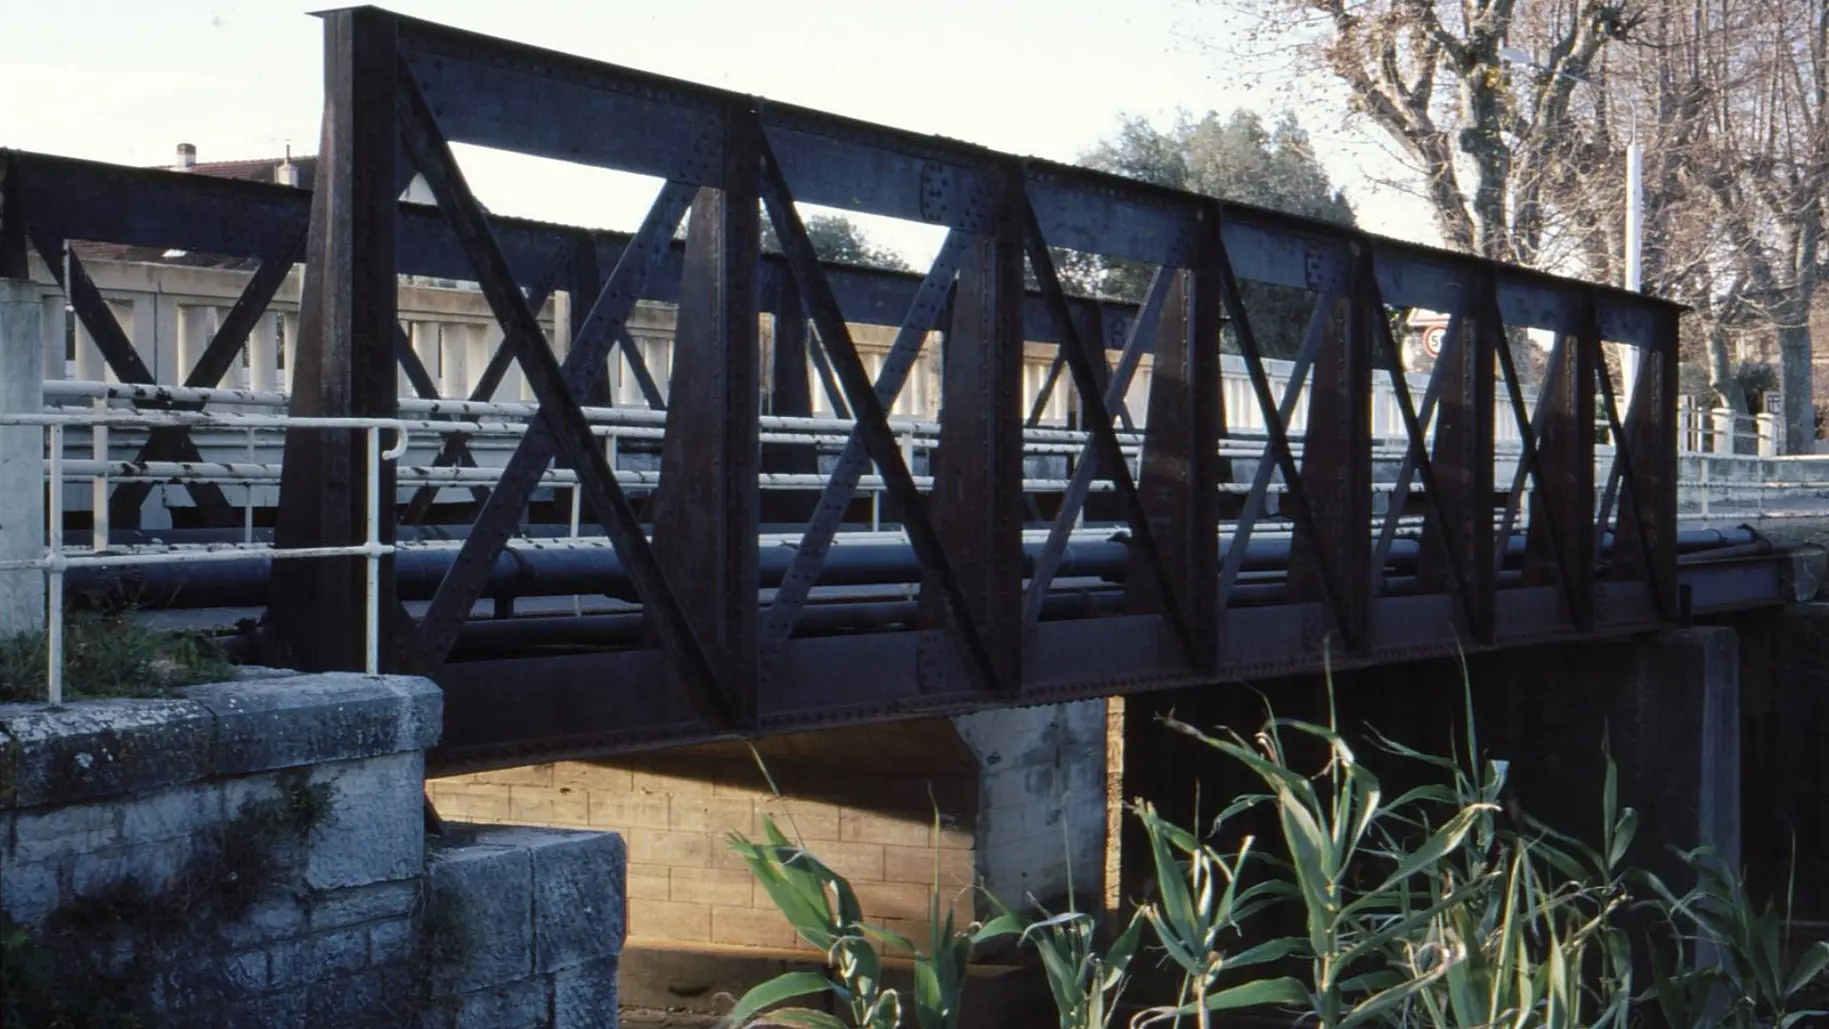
[721,669,1829,1029]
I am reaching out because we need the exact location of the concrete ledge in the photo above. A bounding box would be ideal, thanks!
[0,673,441,810]
[183,672,441,775]
[0,698,216,808]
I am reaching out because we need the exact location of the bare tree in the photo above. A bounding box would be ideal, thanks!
[1218,0,1829,447]
[1243,0,1638,263]
[1713,0,1829,448]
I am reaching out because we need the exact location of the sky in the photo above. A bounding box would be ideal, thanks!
[1,0,1440,266]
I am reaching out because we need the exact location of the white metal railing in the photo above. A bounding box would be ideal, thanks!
[1677,403,1783,457]
[20,257,1535,434]
[0,409,408,703]
[41,378,1552,537]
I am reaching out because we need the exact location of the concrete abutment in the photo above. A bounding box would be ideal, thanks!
[0,672,627,1029]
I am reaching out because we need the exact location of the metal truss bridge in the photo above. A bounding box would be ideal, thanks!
[0,7,1809,773]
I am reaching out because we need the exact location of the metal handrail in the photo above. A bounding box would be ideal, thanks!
[0,410,408,701]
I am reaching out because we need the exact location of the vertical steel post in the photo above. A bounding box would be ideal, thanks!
[648,108,760,723]
[1410,270,1495,642]
[1289,282,1371,649]
[268,8,401,672]
[925,173,1024,692]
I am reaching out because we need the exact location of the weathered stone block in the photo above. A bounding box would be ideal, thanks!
[305,962,418,1029]
[182,673,441,775]
[222,988,308,1029]
[0,699,215,808]
[427,834,533,996]
[426,976,552,1029]
[369,915,416,966]
[308,879,419,931]
[306,752,425,890]
[214,889,309,949]
[0,856,64,923]
[8,797,120,863]
[71,837,192,897]
[222,947,271,991]
[269,925,372,990]
[553,956,620,1029]
[158,954,257,1013]
[524,827,626,972]
[122,780,225,840]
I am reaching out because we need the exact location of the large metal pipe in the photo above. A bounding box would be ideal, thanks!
[437,568,1557,659]
[66,528,1765,611]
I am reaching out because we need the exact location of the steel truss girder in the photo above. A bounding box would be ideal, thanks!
[430,553,1766,773]
[0,148,1154,350]
[380,10,1674,348]
[0,8,1689,751]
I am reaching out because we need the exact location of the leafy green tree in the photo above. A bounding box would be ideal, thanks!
[761,212,913,272]
[1071,110,1356,358]
[675,209,913,272]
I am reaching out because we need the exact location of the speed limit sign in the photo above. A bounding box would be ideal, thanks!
[1422,326,1445,358]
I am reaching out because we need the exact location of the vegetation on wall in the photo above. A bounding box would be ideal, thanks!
[0,774,331,1028]
[0,610,236,704]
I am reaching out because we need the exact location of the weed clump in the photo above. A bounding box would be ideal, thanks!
[0,611,237,703]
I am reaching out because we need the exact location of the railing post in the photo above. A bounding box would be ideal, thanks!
[1711,408,1736,455]
[0,277,45,636]
[1755,412,1780,457]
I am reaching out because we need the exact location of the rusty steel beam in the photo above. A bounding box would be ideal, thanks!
[395,52,738,724]
[427,562,1747,771]
[1359,247,1492,643]
[0,148,1147,351]
[0,10,1695,760]
[757,232,966,667]
[925,181,1025,694]
[30,238,241,526]
[267,7,404,673]
[758,131,1001,697]
[647,112,762,726]
[379,10,1673,349]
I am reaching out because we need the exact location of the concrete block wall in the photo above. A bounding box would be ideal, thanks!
[430,718,986,951]
[0,671,626,1029]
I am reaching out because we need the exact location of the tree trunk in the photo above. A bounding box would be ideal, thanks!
[1779,315,1815,452]
[1705,319,1750,414]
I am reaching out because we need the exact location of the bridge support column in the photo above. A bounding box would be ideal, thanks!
[1751,604,1829,918]
[0,277,44,635]
[951,701,1107,914]
[1607,627,1740,884]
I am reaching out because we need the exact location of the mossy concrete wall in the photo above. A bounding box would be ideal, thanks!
[0,671,626,1029]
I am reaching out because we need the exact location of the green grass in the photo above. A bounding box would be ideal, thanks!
[0,612,237,703]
